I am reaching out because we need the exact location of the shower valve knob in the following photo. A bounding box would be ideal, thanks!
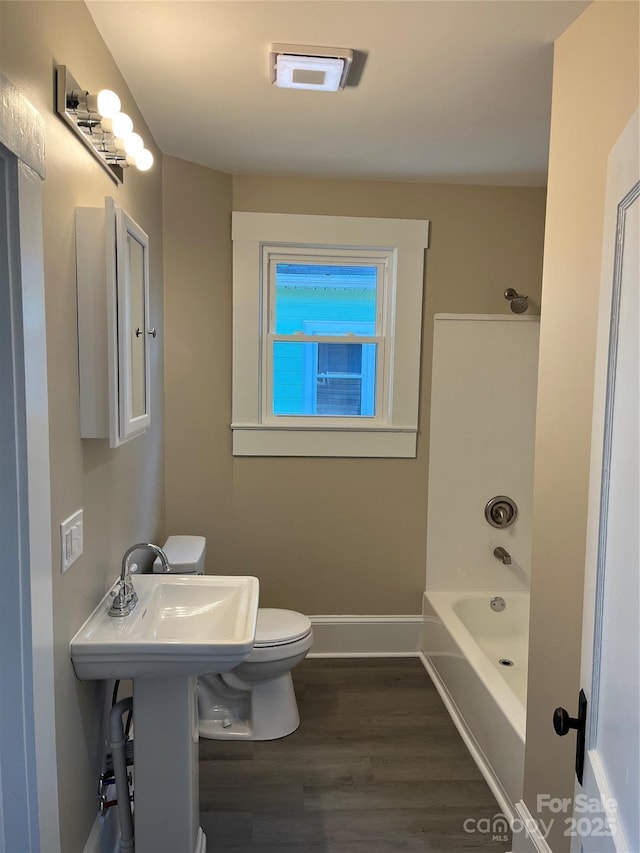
[485,496,518,529]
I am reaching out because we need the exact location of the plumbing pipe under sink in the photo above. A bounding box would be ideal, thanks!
[110,697,134,849]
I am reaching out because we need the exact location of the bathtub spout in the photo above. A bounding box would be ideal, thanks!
[493,547,512,565]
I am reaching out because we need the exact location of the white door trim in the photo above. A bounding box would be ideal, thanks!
[574,107,639,853]
[0,71,60,852]
[18,161,61,853]
[580,108,639,718]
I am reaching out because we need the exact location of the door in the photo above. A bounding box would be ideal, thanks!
[567,110,639,852]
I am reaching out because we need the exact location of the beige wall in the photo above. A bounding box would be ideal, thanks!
[0,3,164,851]
[164,171,546,614]
[163,156,234,566]
[524,3,639,850]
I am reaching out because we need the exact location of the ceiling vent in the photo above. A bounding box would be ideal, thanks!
[269,44,353,92]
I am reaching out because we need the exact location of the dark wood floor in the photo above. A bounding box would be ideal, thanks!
[199,659,511,852]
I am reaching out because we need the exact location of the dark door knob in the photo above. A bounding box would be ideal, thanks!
[553,706,580,736]
[552,689,587,785]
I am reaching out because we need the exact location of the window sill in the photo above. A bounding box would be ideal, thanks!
[231,424,418,457]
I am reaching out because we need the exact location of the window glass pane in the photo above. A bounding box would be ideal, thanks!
[273,341,376,417]
[272,341,306,415]
[274,263,377,335]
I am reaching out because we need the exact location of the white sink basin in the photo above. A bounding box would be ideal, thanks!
[70,574,259,680]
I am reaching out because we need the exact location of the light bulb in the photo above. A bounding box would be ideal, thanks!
[124,132,144,156]
[111,112,133,139]
[135,149,154,171]
[84,89,120,116]
[96,89,121,119]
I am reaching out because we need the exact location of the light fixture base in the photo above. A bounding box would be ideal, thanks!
[55,65,124,184]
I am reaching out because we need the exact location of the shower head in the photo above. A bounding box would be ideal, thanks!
[504,288,529,314]
[510,296,529,314]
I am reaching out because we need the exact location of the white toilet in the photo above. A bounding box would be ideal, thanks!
[153,536,313,741]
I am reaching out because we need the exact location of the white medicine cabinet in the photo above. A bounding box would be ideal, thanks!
[76,197,153,447]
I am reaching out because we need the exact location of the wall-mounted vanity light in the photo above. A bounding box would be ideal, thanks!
[55,64,153,184]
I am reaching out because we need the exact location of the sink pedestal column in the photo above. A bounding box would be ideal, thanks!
[133,675,205,853]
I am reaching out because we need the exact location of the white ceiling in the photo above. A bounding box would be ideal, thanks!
[87,0,589,186]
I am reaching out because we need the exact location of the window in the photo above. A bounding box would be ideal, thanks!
[232,213,429,457]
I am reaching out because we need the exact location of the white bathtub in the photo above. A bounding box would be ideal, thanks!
[422,589,529,817]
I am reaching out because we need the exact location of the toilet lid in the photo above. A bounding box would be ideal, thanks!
[254,609,312,647]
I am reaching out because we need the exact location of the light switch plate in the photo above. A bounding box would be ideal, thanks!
[60,509,83,572]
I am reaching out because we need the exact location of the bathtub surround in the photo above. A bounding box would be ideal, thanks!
[425,315,539,592]
[422,315,539,824]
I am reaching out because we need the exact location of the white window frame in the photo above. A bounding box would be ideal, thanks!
[232,212,429,457]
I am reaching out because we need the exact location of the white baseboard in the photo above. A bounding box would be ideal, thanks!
[418,652,516,824]
[308,614,422,656]
[511,799,554,853]
[83,800,120,853]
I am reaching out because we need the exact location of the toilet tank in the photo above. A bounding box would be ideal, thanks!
[153,535,206,574]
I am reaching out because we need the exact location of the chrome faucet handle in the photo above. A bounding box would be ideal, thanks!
[109,578,134,617]
[122,561,138,609]
[494,506,508,525]
[109,544,169,618]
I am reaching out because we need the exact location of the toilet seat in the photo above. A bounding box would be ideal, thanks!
[244,628,314,665]
[254,609,312,648]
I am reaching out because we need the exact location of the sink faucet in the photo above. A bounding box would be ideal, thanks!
[108,543,171,617]
[493,546,512,566]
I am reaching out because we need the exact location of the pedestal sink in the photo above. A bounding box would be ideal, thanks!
[71,574,259,853]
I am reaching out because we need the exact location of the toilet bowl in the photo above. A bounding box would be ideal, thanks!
[198,608,313,740]
[154,536,313,741]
